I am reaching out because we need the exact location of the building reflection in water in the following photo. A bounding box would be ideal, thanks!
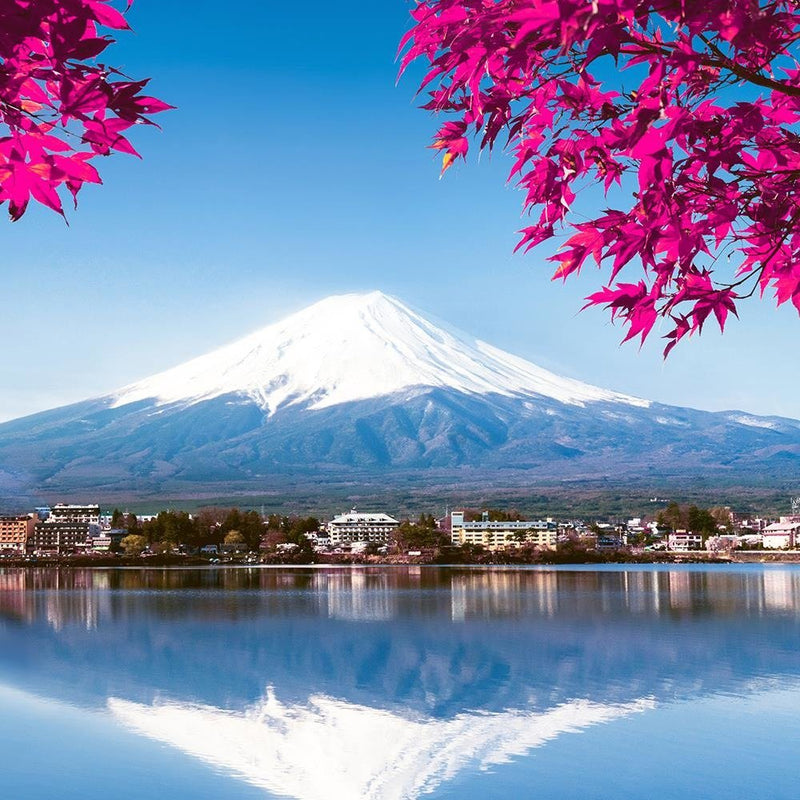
[668,570,692,610]
[450,569,559,621]
[762,569,799,613]
[0,568,112,630]
[0,567,800,629]
[324,570,396,621]
[2,566,800,630]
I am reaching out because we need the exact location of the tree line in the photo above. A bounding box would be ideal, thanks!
[655,503,731,539]
[112,508,320,555]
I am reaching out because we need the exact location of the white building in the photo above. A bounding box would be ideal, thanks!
[49,504,100,526]
[450,511,557,551]
[305,531,332,549]
[738,533,763,548]
[326,511,399,544]
[762,518,800,549]
[89,534,112,552]
[667,531,703,551]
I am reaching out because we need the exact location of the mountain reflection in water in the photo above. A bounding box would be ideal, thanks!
[109,691,652,800]
[1,565,799,799]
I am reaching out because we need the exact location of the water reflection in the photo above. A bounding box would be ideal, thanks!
[3,565,800,626]
[325,570,397,621]
[0,568,112,630]
[1,565,799,799]
[109,692,652,800]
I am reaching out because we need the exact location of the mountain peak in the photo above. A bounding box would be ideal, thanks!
[110,292,649,414]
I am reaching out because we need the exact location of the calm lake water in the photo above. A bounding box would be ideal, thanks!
[1,564,799,799]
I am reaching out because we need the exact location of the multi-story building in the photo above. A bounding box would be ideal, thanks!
[49,504,100,525]
[667,531,704,551]
[762,519,800,549]
[596,533,626,550]
[0,516,35,554]
[89,534,113,552]
[327,510,399,544]
[450,511,557,551]
[29,522,91,555]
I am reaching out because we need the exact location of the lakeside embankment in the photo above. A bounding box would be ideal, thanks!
[4,549,800,569]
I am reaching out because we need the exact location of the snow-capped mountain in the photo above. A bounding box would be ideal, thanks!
[110,291,648,414]
[0,291,798,501]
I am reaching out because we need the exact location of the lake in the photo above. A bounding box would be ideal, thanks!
[1,564,799,799]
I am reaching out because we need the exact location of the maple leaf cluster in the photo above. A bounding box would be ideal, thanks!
[400,1,800,353]
[0,0,170,221]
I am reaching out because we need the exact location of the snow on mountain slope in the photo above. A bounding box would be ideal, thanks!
[111,292,649,414]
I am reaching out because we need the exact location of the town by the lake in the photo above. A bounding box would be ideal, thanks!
[2,498,800,565]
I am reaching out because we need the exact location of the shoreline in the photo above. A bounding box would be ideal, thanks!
[3,550,800,569]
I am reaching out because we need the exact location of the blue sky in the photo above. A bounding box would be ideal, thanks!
[1,1,798,422]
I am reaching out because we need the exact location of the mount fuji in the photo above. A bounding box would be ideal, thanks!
[110,291,649,415]
[1,291,799,501]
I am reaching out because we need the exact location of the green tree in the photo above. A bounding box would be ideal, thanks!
[710,507,732,532]
[221,509,243,535]
[125,513,140,534]
[395,519,449,551]
[657,503,685,532]
[224,530,247,551]
[266,514,284,531]
[194,508,227,547]
[283,516,321,548]
[142,511,194,546]
[687,506,718,540]
[237,510,267,550]
[458,542,485,561]
[120,534,148,556]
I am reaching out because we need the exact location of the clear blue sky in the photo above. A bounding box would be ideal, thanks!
[1,1,797,422]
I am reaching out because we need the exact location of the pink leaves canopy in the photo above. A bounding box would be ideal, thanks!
[0,0,170,221]
[400,1,800,354]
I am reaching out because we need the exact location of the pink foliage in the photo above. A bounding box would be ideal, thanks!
[0,0,170,221]
[400,1,800,353]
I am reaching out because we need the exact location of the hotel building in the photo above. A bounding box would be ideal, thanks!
[450,511,557,550]
[29,522,92,555]
[49,504,101,525]
[327,511,400,544]
[0,516,35,554]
